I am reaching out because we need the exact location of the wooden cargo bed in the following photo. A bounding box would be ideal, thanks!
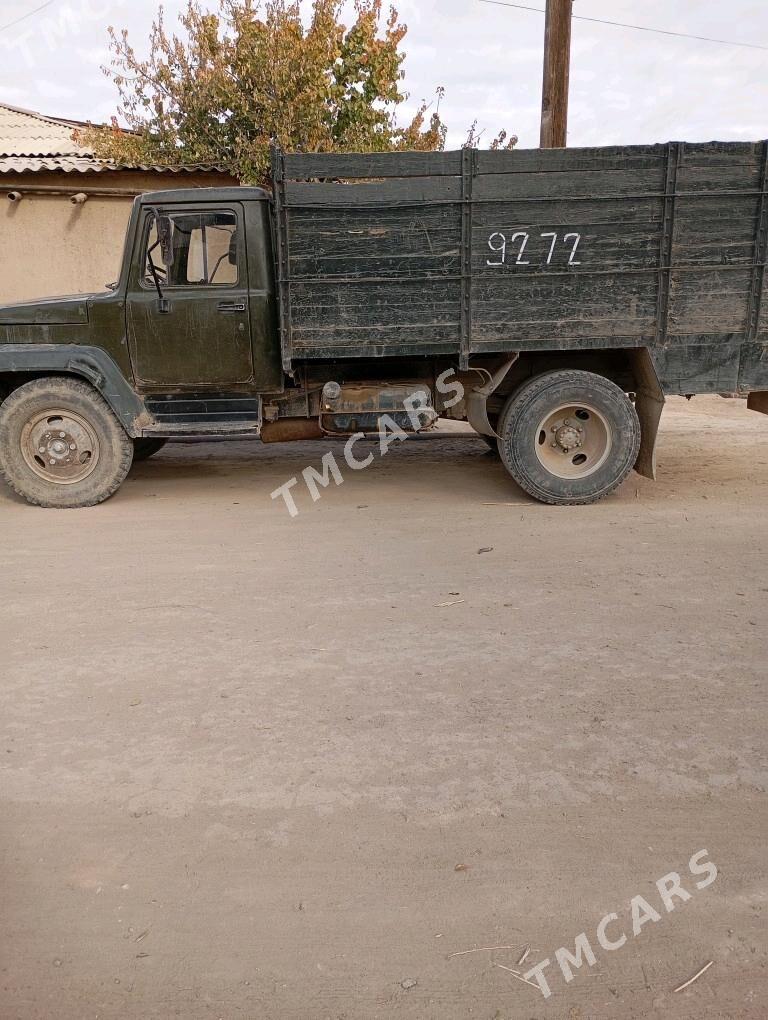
[272,141,768,395]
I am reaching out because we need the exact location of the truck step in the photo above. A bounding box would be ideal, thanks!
[143,394,262,435]
[140,421,262,437]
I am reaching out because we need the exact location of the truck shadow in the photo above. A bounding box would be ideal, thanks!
[123,435,538,507]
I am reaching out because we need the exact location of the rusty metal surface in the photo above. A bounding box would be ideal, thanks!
[321,382,430,413]
[319,381,434,434]
[260,418,323,443]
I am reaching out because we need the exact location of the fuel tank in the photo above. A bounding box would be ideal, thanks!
[319,381,435,434]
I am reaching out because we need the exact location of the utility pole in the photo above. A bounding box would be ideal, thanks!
[539,0,573,148]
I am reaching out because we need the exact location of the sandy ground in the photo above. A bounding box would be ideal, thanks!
[0,395,766,1020]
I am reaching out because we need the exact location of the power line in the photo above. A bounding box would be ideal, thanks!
[0,0,59,35]
[478,0,768,52]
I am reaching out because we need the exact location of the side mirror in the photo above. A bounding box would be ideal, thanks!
[156,214,174,268]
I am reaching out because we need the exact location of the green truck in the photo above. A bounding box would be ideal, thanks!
[1,142,767,508]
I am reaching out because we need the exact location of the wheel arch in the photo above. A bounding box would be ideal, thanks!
[0,345,148,438]
[468,346,665,481]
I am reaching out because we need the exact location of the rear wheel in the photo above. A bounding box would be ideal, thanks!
[0,377,133,508]
[133,437,168,462]
[497,370,640,505]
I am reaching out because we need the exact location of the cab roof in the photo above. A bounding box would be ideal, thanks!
[137,186,270,204]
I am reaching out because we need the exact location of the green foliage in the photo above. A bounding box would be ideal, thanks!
[80,0,471,183]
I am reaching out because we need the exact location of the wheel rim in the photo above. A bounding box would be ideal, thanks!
[534,402,612,480]
[20,408,101,485]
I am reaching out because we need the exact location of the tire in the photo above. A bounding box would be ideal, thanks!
[0,376,134,508]
[133,437,168,462]
[497,370,641,505]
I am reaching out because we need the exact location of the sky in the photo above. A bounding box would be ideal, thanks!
[0,0,766,151]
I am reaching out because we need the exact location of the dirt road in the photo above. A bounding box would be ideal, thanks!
[1,396,766,1019]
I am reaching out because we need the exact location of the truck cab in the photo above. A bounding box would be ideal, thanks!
[122,188,282,398]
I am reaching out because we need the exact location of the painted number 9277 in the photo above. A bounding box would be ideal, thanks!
[486,230,582,268]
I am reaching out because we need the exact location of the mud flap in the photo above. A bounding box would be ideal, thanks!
[466,391,499,438]
[630,348,666,481]
[747,392,768,416]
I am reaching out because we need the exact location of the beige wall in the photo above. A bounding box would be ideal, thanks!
[0,170,238,304]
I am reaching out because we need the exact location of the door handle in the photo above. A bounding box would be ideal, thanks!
[218,301,246,313]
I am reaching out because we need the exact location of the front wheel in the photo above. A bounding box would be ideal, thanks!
[0,377,134,508]
[497,370,641,505]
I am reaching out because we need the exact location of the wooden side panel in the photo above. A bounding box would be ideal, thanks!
[290,278,460,350]
[470,165,665,353]
[474,166,667,201]
[476,144,667,174]
[739,143,768,390]
[667,269,752,335]
[738,339,768,389]
[664,146,762,391]
[671,194,759,267]
[282,150,462,179]
[284,204,462,354]
[275,142,767,386]
[652,341,742,394]
[287,207,461,280]
[284,178,461,207]
[280,160,463,359]
[472,273,659,346]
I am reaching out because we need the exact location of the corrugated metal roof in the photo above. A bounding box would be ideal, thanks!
[0,156,232,174]
[0,102,93,159]
[0,102,229,175]
[0,156,114,173]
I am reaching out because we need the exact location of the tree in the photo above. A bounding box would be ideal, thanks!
[79,0,453,183]
[80,0,515,184]
[464,121,518,151]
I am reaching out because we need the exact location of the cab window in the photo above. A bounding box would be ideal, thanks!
[143,210,239,288]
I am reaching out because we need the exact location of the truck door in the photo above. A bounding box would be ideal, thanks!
[126,204,253,389]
